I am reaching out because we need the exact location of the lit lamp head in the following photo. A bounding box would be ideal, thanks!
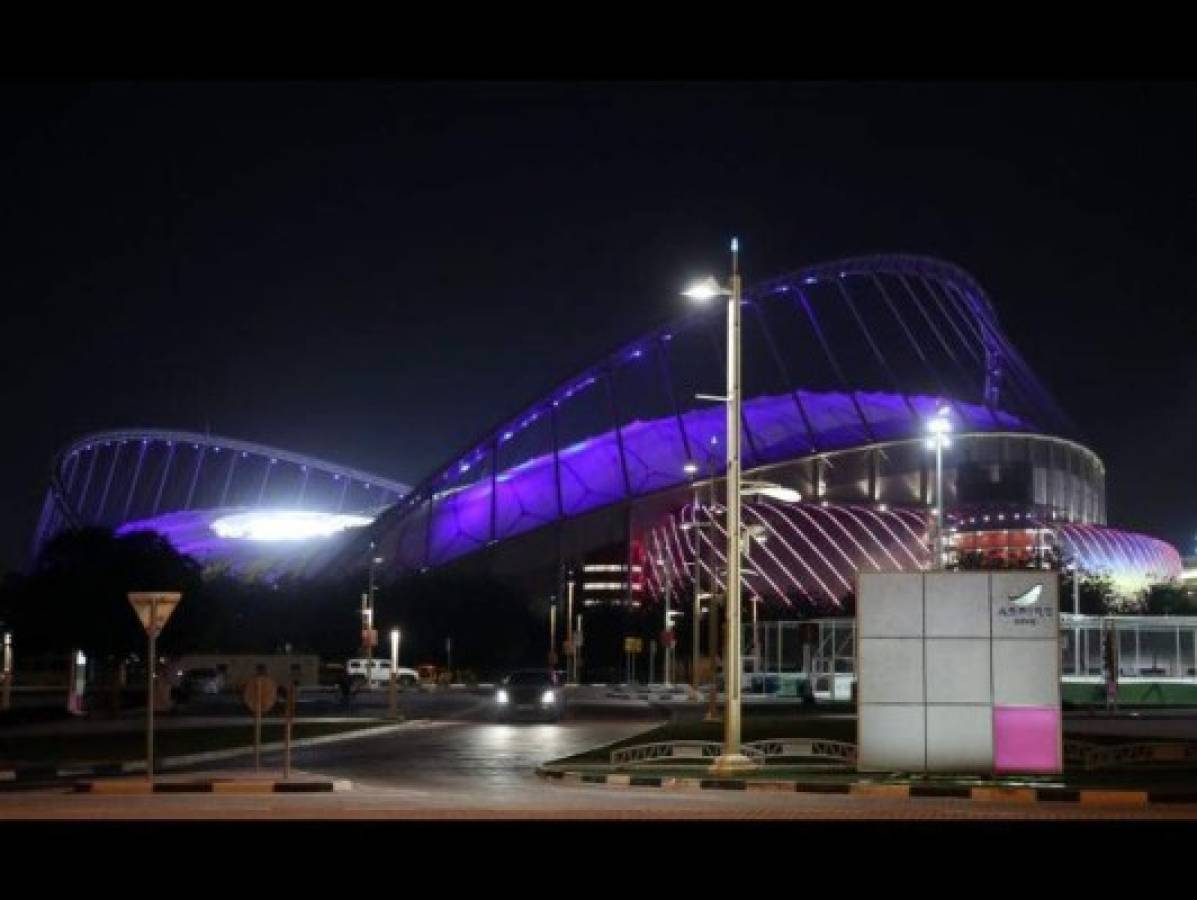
[682,276,730,302]
[924,405,953,449]
[742,481,802,504]
[683,460,699,476]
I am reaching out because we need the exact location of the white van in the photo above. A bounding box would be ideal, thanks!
[346,658,419,688]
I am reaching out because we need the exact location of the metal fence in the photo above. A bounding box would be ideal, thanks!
[742,615,1197,686]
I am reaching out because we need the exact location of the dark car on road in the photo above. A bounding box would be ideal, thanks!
[494,669,565,722]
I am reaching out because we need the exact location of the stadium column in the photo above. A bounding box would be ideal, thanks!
[793,284,876,444]
[256,458,273,506]
[295,465,310,509]
[96,442,123,520]
[602,367,633,499]
[219,452,239,508]
[871,273,970,427]
[748,300,819,454]
[151,443,176,517]
[489,438,498,543]
[653,335,694,469]
[76,446,100,518]
[184,446,206,510]
[896,274,981,419]
[63,450,82,496]
[835,278,921,426]
[122,440,150,522]
[335,474,350,513]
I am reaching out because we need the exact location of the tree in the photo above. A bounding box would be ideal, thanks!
[1143,582,1195,616]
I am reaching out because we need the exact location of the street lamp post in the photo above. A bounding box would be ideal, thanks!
[549,599,557,670]
[364,547,383,681]
[924,406,953,570]
[684,461,701,696]
[566,575,576,685]
[388,628,401,721]
[684,237,753,773]
[1,631,11,712]
[749,596,762,677]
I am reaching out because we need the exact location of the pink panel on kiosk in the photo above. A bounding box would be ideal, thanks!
[993,706,1061,773]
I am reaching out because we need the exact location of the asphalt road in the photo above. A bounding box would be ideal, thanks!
[5,693,1197,818]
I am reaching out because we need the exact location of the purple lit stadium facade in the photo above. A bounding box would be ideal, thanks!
[35,256,1181,603]
[351,255,1180,606]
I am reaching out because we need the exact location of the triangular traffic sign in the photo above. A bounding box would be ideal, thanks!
[128,592,182,637]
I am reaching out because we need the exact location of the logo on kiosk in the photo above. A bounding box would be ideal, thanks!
[1009,584,1043,607]
[999,581,1054,625]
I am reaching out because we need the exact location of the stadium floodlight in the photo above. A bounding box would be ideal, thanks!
[210,510,372,542]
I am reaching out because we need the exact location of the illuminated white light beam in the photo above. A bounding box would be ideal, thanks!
[211,510,373,542]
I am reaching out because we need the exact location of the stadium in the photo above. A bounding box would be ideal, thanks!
[35,255,1181,605]
[33,429,408,581]
[348,254,1181,606]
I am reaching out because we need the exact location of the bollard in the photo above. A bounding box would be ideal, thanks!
[284,681,295,779]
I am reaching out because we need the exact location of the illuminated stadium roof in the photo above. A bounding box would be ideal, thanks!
[34,429,409,579]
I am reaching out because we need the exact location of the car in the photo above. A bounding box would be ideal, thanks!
[180,667,225,696]
[494,669,565,722]
[346,658,419,689]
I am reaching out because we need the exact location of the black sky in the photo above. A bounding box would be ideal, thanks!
[1,81,1194,571]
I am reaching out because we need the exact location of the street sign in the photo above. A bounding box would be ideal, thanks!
[243,675,279,715]
[361,628,378,648]
[624,637,643,654]
[127,592,181,637]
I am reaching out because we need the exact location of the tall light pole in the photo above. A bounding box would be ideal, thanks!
[684,237,753,773]
[565,571,576,685]
[924,406,953,570]
[364,545,383,680]
[389,628,401,720]
[683,461,701,696]
[549,598,557,671]
[1,630,11,712]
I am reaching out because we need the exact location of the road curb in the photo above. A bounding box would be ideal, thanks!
[535,768,1192,807]
[0,721,427,787]
[73,777,352,795]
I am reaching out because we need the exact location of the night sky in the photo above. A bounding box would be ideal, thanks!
[2,81,1194,572]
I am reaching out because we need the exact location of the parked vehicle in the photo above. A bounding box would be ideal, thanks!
[494,669,565,722]
[346,658,418,689]
[180,667,225,696]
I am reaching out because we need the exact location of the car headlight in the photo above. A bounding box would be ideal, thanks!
[496,689,509,704]
[541,690,556,705]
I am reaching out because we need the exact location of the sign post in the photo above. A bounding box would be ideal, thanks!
[2,631,13,712]
[284,680,296,780]
[127,592,182,784]
[243,670,278,771]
